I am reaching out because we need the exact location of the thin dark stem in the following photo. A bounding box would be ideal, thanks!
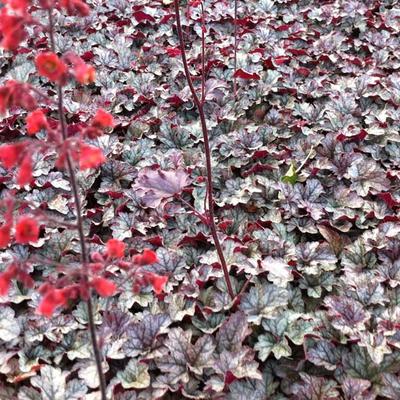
[200,2,206,103]
[233,0,238,99]
[47,9,107,400]
[176,194,210,225]
[174,0,235,300]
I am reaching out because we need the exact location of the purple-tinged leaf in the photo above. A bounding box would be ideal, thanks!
[290,373,340,400]
[156,328,215,385]
[216,311,251,353]
[324,296,370,335]
[381,373,400,399]
[123,313,171,357]
[341,378,373,400]
[305,339,343,371]
[133,168,191,208]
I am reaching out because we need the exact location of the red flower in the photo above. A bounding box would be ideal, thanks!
[0,224,11,249]
[0,9,27,50]
[15,216,39,244]
[5,0,31,13]
[92,109,114,129]
[106,239,125,258]
[146,273,168,294]
[79,144,105,170]
[17,155,33,186]
[91,277,116,297]
[74,63,95,85]
[26,109,48,135]
[35,52,68,83]
[133,249,158,265]
[60,0,90,17]
[0,144,20,168]
[37,288,67,317]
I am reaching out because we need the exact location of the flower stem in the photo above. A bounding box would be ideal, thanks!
[200,1,206,104]
[47,9,107,400]
[173,0,235,300]
[233,0,238,99]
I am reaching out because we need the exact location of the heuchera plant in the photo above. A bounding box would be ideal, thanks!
[2,0,400,399]
[0,1,167,399]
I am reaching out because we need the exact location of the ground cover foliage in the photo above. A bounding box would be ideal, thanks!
[1,0,400,399]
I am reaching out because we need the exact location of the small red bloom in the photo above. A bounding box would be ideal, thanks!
[79,144,105,170]
[0,9,27,51]
[17,155,33,186]
[74,63,95,85]
[35,52,68,83]
[106,239,126,258]
[92,109,114,129]
[37,288,67,317]
[0,224,11,249]
[15,216,39,244]
[146,273,168,294]
[133,249,158,265]
[60,0,90,17]
[26,109,48,135]
[0,144,20,168]
[91,277,116,297]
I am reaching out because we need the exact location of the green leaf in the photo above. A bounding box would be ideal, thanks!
[281,162,298,185]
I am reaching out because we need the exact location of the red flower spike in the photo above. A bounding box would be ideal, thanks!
[0,224,11,249]
[79,144,106,170]
[0,143,20,168]
[26,109,48,135]
[35,52,68,83]
[74,63,95,85]
[91,277,116,297]
[106,239,126,259]
[92,109,114,129]
[60,0,90,17]
[17,155,33,186]
[146,273,168,295]
[15,216,39,244]
[37,288,67,317]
